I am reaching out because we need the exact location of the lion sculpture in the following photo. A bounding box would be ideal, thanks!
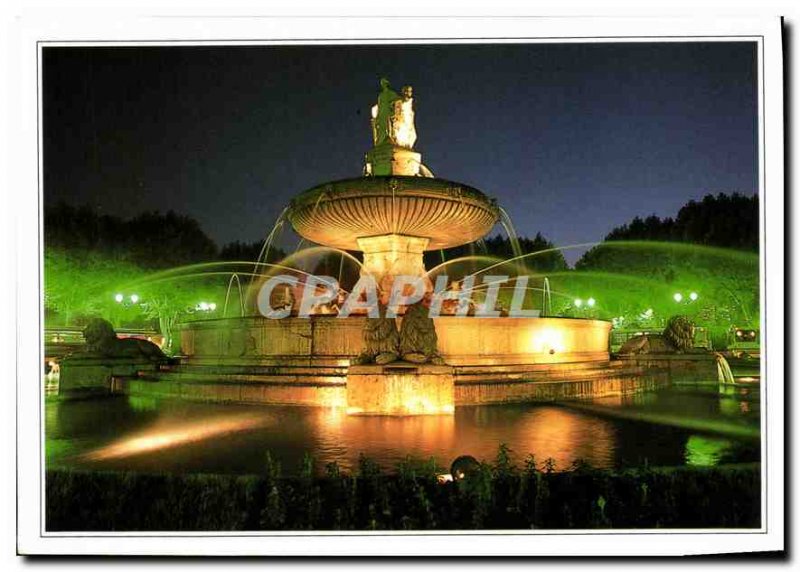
[81,317,167,362]
[618,315,696,355]
[353,304,400,365]
[398,302,445,364]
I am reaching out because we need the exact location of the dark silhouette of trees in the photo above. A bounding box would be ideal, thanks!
[484,233,568,272]
[45,202,218,269]
[602,193,758,251]
[423,232,567,273]
[219,240,286,264]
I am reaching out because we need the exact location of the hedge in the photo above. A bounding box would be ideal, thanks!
[46,451,760,531]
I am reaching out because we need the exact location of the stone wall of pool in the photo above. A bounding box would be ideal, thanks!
[177,316,613,366]
[117,359,670,407]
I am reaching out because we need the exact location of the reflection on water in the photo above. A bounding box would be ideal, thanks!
[45,386,760,476]
[84,414,271,461]
[684,435,734,467]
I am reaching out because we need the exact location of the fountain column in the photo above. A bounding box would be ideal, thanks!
[357,234,431,294]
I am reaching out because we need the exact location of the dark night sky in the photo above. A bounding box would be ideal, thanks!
[42,42,758,264]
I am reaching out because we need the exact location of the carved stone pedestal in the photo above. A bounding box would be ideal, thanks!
[346,363,454,415]
[357,233,432,296]
[365,144,421,176]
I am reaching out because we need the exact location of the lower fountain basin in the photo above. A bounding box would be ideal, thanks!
[135,316,658,411]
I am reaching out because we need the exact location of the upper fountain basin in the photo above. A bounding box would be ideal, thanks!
[288,176,500,251]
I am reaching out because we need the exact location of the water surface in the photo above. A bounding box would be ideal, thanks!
[45,385,760,475]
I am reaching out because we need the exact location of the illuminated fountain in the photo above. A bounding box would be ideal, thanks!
[161,79,666,414]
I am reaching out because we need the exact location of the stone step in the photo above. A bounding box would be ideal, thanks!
[159,363,347,377]
[451,360,622,374]
[153,360,658,386]
[141,371,346,386]
[454,370,654,386]
[453,362,654,383]
[453,362,636,375]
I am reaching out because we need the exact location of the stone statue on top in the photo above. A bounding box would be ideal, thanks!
[370,78,417,150]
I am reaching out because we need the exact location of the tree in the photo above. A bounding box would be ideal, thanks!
[44,246,230,352]
[601,193,758,251]
[44,248,149,327]
[574,242,758,330]
[132,272,228,354]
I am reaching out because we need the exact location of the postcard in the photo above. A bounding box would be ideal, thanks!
[11,15,785,556]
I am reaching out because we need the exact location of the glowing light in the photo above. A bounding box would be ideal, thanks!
[587,297,596,307]
[209,302,217,311]
[130,294,139,304]
[114,293,124,303]
[529,327,567,355]
[689,292,698,301]
[673,292,683,303]
[83,415,268,461]
[198,302,209,311]
[574,298,583,307]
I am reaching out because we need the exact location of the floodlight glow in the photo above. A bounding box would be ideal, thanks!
[574,299,583,307]
[114,293,124,303]
[689,292,698,301]
[587,297,596,307]
[82,415,269,460]
[673,293,683,303]
[130,294,139,304]
[209,303,217,311]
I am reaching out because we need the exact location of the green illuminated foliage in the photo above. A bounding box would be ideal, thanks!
[44,248,231,352]
[44,249,145,325]
[573,241,758,328]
